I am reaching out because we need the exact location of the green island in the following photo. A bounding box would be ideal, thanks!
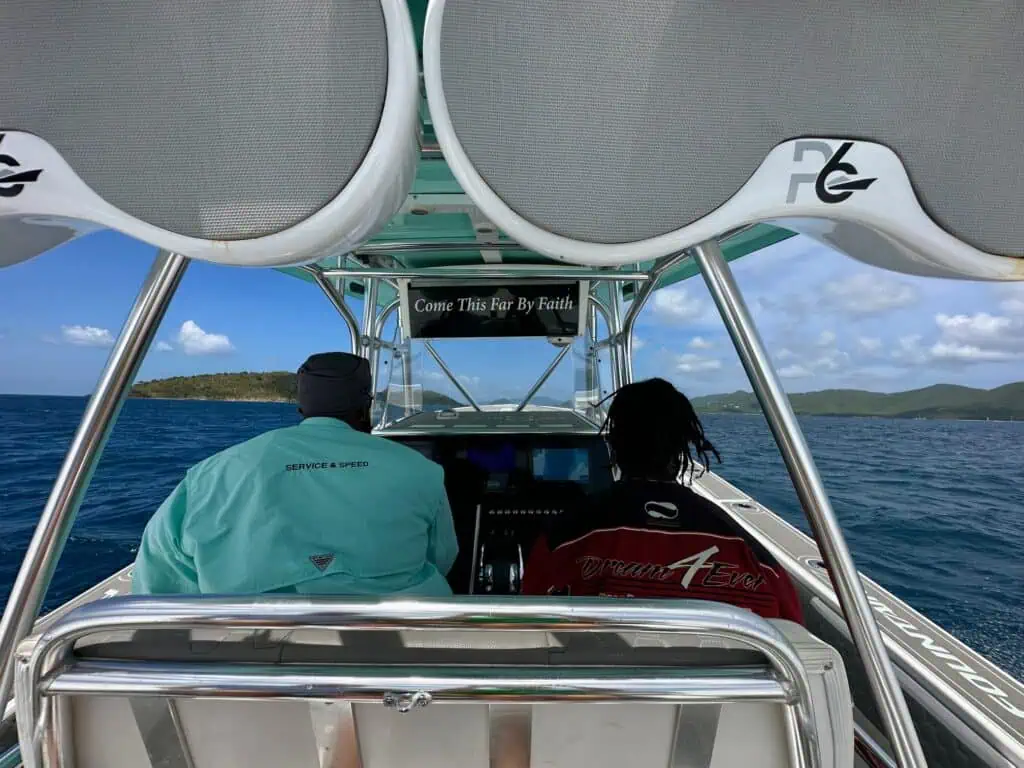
[129,372,461,408]
[130,374,1024,420]
[692,382,1024,421]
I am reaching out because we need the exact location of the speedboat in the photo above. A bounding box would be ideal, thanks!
[1,2,1022,767]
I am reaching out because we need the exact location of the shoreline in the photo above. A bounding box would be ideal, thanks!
[128,395,293,404]
[2,393,1018,421]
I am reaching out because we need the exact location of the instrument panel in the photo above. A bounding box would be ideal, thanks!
[388,433,612,595]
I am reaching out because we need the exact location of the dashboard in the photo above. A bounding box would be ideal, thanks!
[398,436,608,492]
[389,434,613,595]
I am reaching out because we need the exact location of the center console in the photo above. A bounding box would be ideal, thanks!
[387,434,612,595]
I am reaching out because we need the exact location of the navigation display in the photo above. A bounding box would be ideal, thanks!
[402,281,587,339]
[532,447,590,484]
[466,443,517,474]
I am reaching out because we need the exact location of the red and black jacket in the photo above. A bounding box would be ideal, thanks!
[521,480,804,624]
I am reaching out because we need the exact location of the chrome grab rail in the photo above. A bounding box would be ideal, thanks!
[44,661,788,703]
[16,595,821,768]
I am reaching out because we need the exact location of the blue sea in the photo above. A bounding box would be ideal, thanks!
[0,394,1021,677]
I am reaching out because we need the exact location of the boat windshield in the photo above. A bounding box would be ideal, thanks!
[372,330,615,431]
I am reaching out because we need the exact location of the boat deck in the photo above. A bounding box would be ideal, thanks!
[691,472,1024,768]
[5,471,1021,768]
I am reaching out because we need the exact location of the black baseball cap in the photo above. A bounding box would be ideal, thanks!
[297,352,372,418]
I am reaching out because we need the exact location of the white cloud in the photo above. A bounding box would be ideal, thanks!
[61,325,114,348]
[650,286,705,325]
[632,335,647,350]
[929,342,1017,362]
[816,330,837,347]
[813,349,848,372]
[176,321,234,356]
[933,312,1021,351]
[688,336,713,350]
[779,364,812,379]
[886,310,1024,366]
[822,273,917,315]
[1001,297,1024,315]
[857,337,883,355]
[922,311,1024,363]
[996,284,1024,316]
[674,353,721,374]
[891,334,930,364]
[154,341,174,353]
[458,374,481,388]
[772,330,849,378]
[424,370,446,382]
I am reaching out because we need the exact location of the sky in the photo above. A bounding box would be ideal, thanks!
[0,230,1022,399]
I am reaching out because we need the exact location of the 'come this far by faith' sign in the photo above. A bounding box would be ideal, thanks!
[402,281,587,339]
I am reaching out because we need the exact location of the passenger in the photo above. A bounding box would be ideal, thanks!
[133,352,458,596]
[522,378,803,623]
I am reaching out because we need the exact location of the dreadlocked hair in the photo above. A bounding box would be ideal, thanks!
[601,378,720,480]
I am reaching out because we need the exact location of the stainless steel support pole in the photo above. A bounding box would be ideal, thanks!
[305,267,360,354]
[399,340,414,418]
[589,294,620,392]
[360,278,379,359]
[583,303,599,421]
[622,331,635,385]
[423,342,481,412]
[608,284,626,390]
[368,299,402,401]
[515,345,572,412]
[0,250,189,713]
[690,239,927,768]
[620,252,690,386]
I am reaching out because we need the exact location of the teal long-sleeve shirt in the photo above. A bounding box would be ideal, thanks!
[133,417,458,597]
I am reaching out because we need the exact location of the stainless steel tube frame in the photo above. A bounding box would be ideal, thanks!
[691,238,927,768]
[589,294,621,392]
[369,298,401,386]
[620,252,690,385]
[17,595,819,768]
[322,266,650,282]
[0,251,189,715]
[423,341,482,411]
[360,278,380,359]
[372,298,411,430]
[516,344,572,411]
[372,299,401,344]
[855,723,899,768]
[304,265,360,354]
[608,284,627,390]
[44,660,787,703]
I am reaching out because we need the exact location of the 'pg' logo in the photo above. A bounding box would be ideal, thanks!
[787,141,877,204]
[0,134,44,198]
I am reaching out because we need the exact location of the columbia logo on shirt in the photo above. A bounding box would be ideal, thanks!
[310,554,335,571]
[285,461,369,472]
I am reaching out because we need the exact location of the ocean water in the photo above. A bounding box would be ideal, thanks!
[0,394,1021,677]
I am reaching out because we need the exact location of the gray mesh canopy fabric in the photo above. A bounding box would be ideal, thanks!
[2,1,388,240]
[440,0,1024,255]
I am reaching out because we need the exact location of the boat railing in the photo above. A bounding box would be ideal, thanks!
[14,595,823,768]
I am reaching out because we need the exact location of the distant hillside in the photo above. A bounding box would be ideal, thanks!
[130,372,463,408]
[130,375,1023,420]
[692,382,1024,420]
